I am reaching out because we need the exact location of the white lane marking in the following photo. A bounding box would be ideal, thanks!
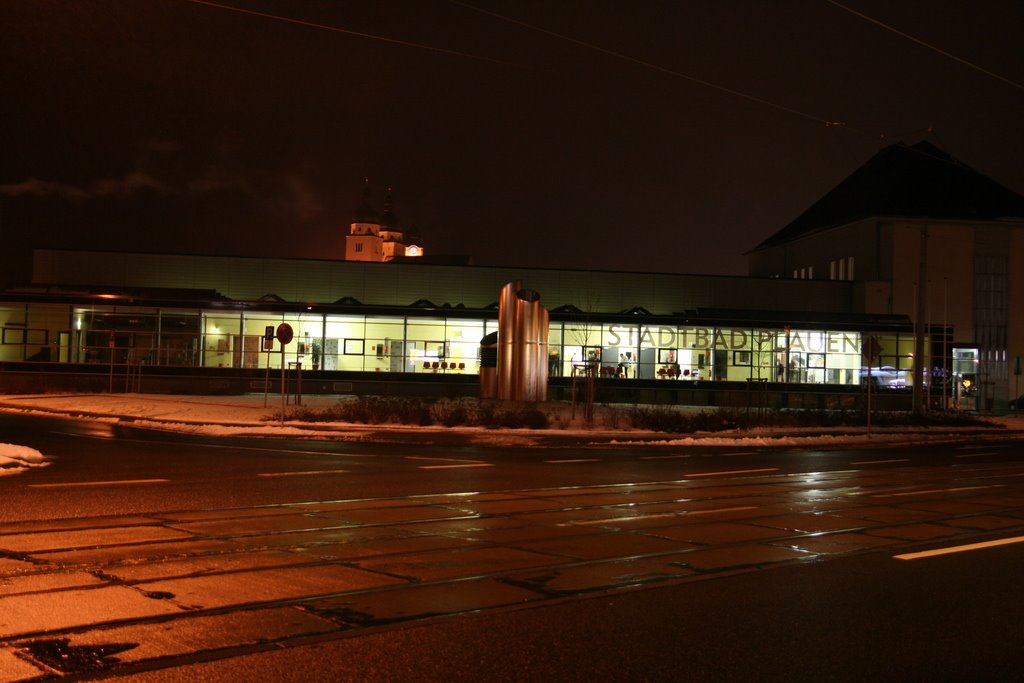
[721,451,756,457]
[850,458,910,465]
[874,484,1003,498]
[895,535,1024,560]
[54,432,377,456]
[29,479,170,488]
[405,456,486,463]
[257,470,350,477]
[955,452,996,458]
[418,463,495,470]
[565,505,758,526]
[544,458,602,464]
[640,455,689,460]
[682,468,778,477]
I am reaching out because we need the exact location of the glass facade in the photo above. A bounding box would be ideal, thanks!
[0,302,934,388]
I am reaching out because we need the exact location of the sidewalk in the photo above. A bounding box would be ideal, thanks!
[1,393,1023,448]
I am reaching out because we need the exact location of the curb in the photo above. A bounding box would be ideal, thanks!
[3,399,1022,449]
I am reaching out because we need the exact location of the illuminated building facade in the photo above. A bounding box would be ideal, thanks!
[749,141,1024,411]
[1,142,1020,409]
[0,248,922,407]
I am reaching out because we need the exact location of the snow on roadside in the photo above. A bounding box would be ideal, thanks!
[610,432,975,447]
[0,443,49,476]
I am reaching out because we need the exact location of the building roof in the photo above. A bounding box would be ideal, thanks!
[751,141,1024,251]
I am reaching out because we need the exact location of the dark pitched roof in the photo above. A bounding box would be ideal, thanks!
[751,141,1024,251]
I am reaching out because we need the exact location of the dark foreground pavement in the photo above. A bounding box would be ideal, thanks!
[113,542,1024,683]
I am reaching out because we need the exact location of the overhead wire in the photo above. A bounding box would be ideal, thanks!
[184,0,881,142]
[184,0,1006,162]
[825,0,1024,93]
[184,0,513,65]
[452,1,1011,170]
[450,0,869,137]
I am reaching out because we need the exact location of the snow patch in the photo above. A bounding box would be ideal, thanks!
[0,443,49,475]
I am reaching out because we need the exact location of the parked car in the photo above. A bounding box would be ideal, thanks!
[859,366,908,388]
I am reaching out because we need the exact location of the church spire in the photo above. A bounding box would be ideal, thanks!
[380,186,398,229]
[354,178,378,224]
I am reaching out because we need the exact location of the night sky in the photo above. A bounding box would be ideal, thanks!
[3,0,1023,280]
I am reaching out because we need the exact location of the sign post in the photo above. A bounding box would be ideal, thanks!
[862,335,882,434]
[1015,355,1021,411]
[276,323,294,423]
[108,333,115,393]
[263,326,275,407]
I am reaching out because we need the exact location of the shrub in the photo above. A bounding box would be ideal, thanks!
[273,397,999,432]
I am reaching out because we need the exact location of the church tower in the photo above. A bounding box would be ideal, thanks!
[344,180,383,262]
[378,187,405,261]
[344,181,423,262]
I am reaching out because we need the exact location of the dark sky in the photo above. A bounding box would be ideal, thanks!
[2,0,1023,278]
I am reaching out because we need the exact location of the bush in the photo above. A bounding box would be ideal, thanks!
[275,396,549,429]
[274,397,998,432]
[431,399,471,427]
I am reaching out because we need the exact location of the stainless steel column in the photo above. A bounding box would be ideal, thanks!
[496,281,549,402]
[496,281,521,400]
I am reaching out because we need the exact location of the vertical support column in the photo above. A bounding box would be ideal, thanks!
[913,224,929,414]
[496,281,549,402]
[514,291,548,401]
[497,280,522,401]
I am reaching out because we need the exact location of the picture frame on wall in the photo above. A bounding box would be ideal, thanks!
[733,350,751,366]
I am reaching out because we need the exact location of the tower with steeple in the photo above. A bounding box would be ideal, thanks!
[344,181,422,262]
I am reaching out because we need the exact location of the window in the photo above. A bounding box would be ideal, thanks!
[838,259,845,280]
[847,256,855,280]
[830,260,836,280]
[355,243,363,253]
[807,266,813,279]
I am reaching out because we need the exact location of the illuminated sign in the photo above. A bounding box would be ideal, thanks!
[605,325,861,353]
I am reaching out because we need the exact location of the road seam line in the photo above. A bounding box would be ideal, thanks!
[874,484,1003,497]
[257,470,350,477]
[28,479,170,488]
[682,468,778,477]
[418,463,495,469]
[850,459,910,465]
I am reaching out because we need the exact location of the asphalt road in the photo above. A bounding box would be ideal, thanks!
[1,412,1023,681]
[2,411,1023,520]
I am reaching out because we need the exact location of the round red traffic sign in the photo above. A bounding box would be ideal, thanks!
[276,323,294,345]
